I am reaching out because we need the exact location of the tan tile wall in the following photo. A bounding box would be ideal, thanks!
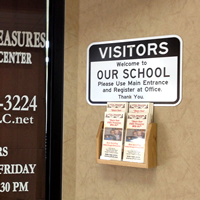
[62,0,79,199]
[63,0,200,199]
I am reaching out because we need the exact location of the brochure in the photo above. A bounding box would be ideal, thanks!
[123,113,150,163]
[101,112,125,161]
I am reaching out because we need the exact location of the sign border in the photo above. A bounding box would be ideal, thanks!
[87,35,182,106]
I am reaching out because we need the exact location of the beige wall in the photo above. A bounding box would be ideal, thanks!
[63,0,200,199]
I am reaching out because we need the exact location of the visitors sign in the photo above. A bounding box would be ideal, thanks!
[87,35,182,106]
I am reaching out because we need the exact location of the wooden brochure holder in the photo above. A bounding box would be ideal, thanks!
[96,121,157,168]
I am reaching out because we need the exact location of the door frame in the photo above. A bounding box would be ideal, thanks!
[46,0,65,199]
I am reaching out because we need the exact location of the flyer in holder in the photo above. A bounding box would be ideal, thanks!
[123,113,150,163]
[101,112,125,161]
[129,103,154,122]
[107,102,128,113]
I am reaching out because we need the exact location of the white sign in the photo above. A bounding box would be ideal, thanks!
[87,35,182,106]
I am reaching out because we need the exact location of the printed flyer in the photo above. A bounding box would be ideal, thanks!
[123,113,150,163]
[101,112,125,161]
[129,103,153,122]
[107,102,128,112]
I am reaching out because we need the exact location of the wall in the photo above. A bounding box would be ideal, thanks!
[63,0,79,199]
[63,0,200,199]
